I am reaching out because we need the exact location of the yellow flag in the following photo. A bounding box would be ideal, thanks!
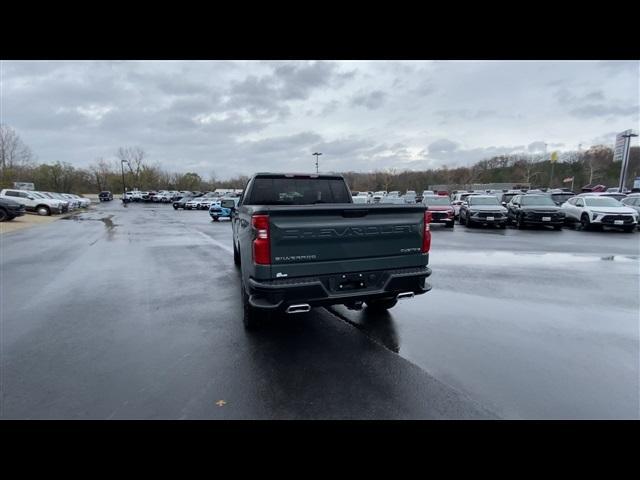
[550,151,558,163]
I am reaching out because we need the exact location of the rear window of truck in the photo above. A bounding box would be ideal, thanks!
[246,177,352,205]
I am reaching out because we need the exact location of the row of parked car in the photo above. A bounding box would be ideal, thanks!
[431,190,640,232]
[121,189,242,203]
[171,193,240,221]
[0,188,91,220]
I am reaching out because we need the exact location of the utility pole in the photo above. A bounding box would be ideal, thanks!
[121,159,129,204]
[312,152,322,174]
[618,131,639,192]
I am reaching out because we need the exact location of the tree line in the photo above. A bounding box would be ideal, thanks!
[1,124,637,194]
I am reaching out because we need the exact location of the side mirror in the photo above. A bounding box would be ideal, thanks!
[501,202,507,206]
[27,196,34,200]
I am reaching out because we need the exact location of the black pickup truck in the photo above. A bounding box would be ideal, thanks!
[230,173,432,329]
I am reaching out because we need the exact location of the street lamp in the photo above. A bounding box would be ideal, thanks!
[618,130,639,192]
[121,159,129,204]
[312,152,322,174]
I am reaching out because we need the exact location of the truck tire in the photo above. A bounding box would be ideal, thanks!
[516,215,526,229]
[241,279,266,330]
[36,205,51,216]
[366,297,398,311]
[0,208,8,222]
[233,242,241,267]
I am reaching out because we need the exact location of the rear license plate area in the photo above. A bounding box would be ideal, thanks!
[331,273,367,292]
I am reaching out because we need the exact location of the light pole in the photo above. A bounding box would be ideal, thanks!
[121,159,129,204]
[618,131,638,192]
[312,152,322,174]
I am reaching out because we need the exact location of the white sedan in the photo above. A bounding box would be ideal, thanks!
[561,195,638,232]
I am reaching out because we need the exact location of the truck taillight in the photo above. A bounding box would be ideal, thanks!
[252,214,271,265]
[422,211,432,253]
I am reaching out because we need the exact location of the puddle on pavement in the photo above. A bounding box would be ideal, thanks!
[62,214,118,240]
[432,250,639,266]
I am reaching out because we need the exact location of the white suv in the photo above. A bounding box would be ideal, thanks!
[561,195,638,232]
[0,189,65,215]
[185,197,214,210]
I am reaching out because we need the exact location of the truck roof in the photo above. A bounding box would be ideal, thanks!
[253,172,344,180]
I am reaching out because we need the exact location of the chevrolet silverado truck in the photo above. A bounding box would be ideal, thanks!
[231,173,432,329]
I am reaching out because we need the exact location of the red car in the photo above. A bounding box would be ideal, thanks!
[422,195,455,228]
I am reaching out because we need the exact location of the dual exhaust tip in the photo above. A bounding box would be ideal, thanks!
[285,292,414,314]
[286,304,311,314]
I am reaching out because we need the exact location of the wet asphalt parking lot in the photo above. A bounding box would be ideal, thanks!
[1,201,638,419]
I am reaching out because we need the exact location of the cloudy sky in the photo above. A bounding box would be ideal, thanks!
[1,60,638,179]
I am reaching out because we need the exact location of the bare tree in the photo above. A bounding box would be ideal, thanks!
[0,124,35,171]
[116,146,147,187]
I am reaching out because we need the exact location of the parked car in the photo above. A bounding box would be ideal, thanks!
[621,195,640,228]
[185,197,214,210]
[47,192,79,210]
[541,190,577,206]
[130,191,147,202]
[65,194,91,207]
[98,191,113,202]
[37,192,71,211]
[0,189,65,215]
[576,192,628,202]
[0,197,27,221]
[422,195,454,228]
[404,191,417,204]
[506,194,565,229]
[581,184,607,193]
[38,192,71,211]
[154,191,173,203]
[231,173,432,329]
[352,194,370,204]
[172,196,194,209]
[209,197,240,221]
[561,195,638,232]
[459,195,508,228]
[499,190,526,206]
[371,191,387,203]
[451,192,481,218]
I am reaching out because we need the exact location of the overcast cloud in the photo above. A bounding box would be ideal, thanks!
[1,60,638,179]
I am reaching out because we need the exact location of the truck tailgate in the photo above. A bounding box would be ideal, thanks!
[265,204,426,277]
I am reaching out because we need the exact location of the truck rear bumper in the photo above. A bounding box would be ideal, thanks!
[247,266,432,311]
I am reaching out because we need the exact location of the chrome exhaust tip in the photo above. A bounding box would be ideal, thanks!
[396,292,415,300]
[286,304,311,314]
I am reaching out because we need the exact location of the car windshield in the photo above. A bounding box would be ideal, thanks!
[469,197,499,206]
[584,197,622,207]
[551,193,574,203]
[246,177,351,205]
[521,196,556,206]
[423,196,451,206]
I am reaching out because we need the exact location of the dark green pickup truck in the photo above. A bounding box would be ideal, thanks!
[230,173,432,329]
